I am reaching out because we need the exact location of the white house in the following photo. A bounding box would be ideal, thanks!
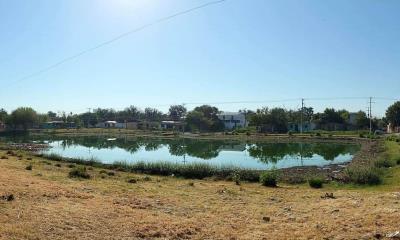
[217,112,247,130]
[96,121,120,128]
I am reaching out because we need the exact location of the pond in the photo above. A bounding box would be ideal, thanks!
[0,135,360,170]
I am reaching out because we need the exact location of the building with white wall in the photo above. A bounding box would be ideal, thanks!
[217,112,247,130]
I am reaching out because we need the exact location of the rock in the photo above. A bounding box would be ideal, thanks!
[387,231,400,239]
[262,217,270,222]
[1,194,14,202]
[374,232,383,239]
[321,193,336,199]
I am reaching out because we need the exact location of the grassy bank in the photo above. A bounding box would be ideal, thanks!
[35,153,260,182]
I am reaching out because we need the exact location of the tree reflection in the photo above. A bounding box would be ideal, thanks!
[11,135,360,163]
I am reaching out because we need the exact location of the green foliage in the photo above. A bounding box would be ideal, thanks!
[7,107,38,130]
[250,107,288,133]
[386,101,400,127]
[68,167,91,179]
[185,105,224,132]
[374,158,395,168]
[308,177,324,188]
[168,105,187,121]
[260,169,278,187]
[345,166,382,185]
[0,108,8,123]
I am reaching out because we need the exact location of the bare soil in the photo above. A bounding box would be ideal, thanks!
[1,151,399,240]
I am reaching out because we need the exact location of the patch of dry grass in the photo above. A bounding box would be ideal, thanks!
[0,150,399,239]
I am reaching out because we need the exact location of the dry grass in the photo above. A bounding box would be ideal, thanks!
[0,150,400,239]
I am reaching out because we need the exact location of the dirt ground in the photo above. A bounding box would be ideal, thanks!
[0,151,400,240]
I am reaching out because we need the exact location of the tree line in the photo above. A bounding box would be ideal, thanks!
[1,101,400,132]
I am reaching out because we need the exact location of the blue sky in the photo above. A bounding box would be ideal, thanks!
[0,0,399,116]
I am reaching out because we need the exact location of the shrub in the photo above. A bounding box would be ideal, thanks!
[67,164,75,168]
[55,163,62,168]
[345,166,382,185]
[260,170,278,187]
[68,167,91,179]
[396,157,400,165]
[308,177,324,188]
[127,178,137,184]
[359,133,365,138]
[374,158,395,168]
[107,171,115,176]
[0,155,8,159]
[143,176,152,181]
[25,165,33,171]
[315,132,322,137]
[288,131,293,136]
[231,172,241,186]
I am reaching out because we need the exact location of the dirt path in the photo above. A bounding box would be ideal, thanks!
[0,153,399,239]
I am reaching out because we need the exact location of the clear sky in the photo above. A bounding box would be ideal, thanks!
[0,0,399,117]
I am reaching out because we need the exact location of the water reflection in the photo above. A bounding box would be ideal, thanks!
[2,135,360,164]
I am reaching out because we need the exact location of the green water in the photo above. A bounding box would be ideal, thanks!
[1,135,360,170]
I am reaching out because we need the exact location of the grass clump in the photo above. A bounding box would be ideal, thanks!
[345,166,382,185]
[308,177,324,188]
[374,158,395,168]
[25,165,33,171]
[1,155,8,159]
[260,169,278,187]
[68,167,91,179]
[127,178,137,184]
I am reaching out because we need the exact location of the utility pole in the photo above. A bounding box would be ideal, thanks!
[369,97,373,135]
[300,98,304,134]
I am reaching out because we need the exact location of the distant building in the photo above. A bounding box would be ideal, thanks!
[288,122,316,132]
[348,113,358,126]
[41,121,76,129]
[387,123,400,133]
[161,121,184,131]
[217,112,247,130]
[96,121,124,128]
[137,121,161,130]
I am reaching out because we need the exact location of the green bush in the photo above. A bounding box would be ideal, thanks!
[260,170,278,187]
[396,157,400,165]
[345,166,382,185]
[315,132,322,137]
[308,177,324,188]
[374,158,395,168]
[68,167,91,179]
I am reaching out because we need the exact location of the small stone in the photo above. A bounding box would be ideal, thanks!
[262,217,270,222]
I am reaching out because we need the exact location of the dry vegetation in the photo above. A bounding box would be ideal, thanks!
[1,150,400,239]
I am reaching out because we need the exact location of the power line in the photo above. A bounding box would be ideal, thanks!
[3,0,227,90]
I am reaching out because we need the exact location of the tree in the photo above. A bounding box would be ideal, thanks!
[355,111,369,129]
[249,107,288,133]
[144,108,163,121]
[386,101,400,127]
[0,108,7,122]
[47,111,57,119]
[8,107,38,130]
[321,108,344,124]
[185,105,223,132]
[168,105,187,121]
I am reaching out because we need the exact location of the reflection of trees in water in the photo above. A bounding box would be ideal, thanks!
[248,143,360,163]
[12,135,359,162]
